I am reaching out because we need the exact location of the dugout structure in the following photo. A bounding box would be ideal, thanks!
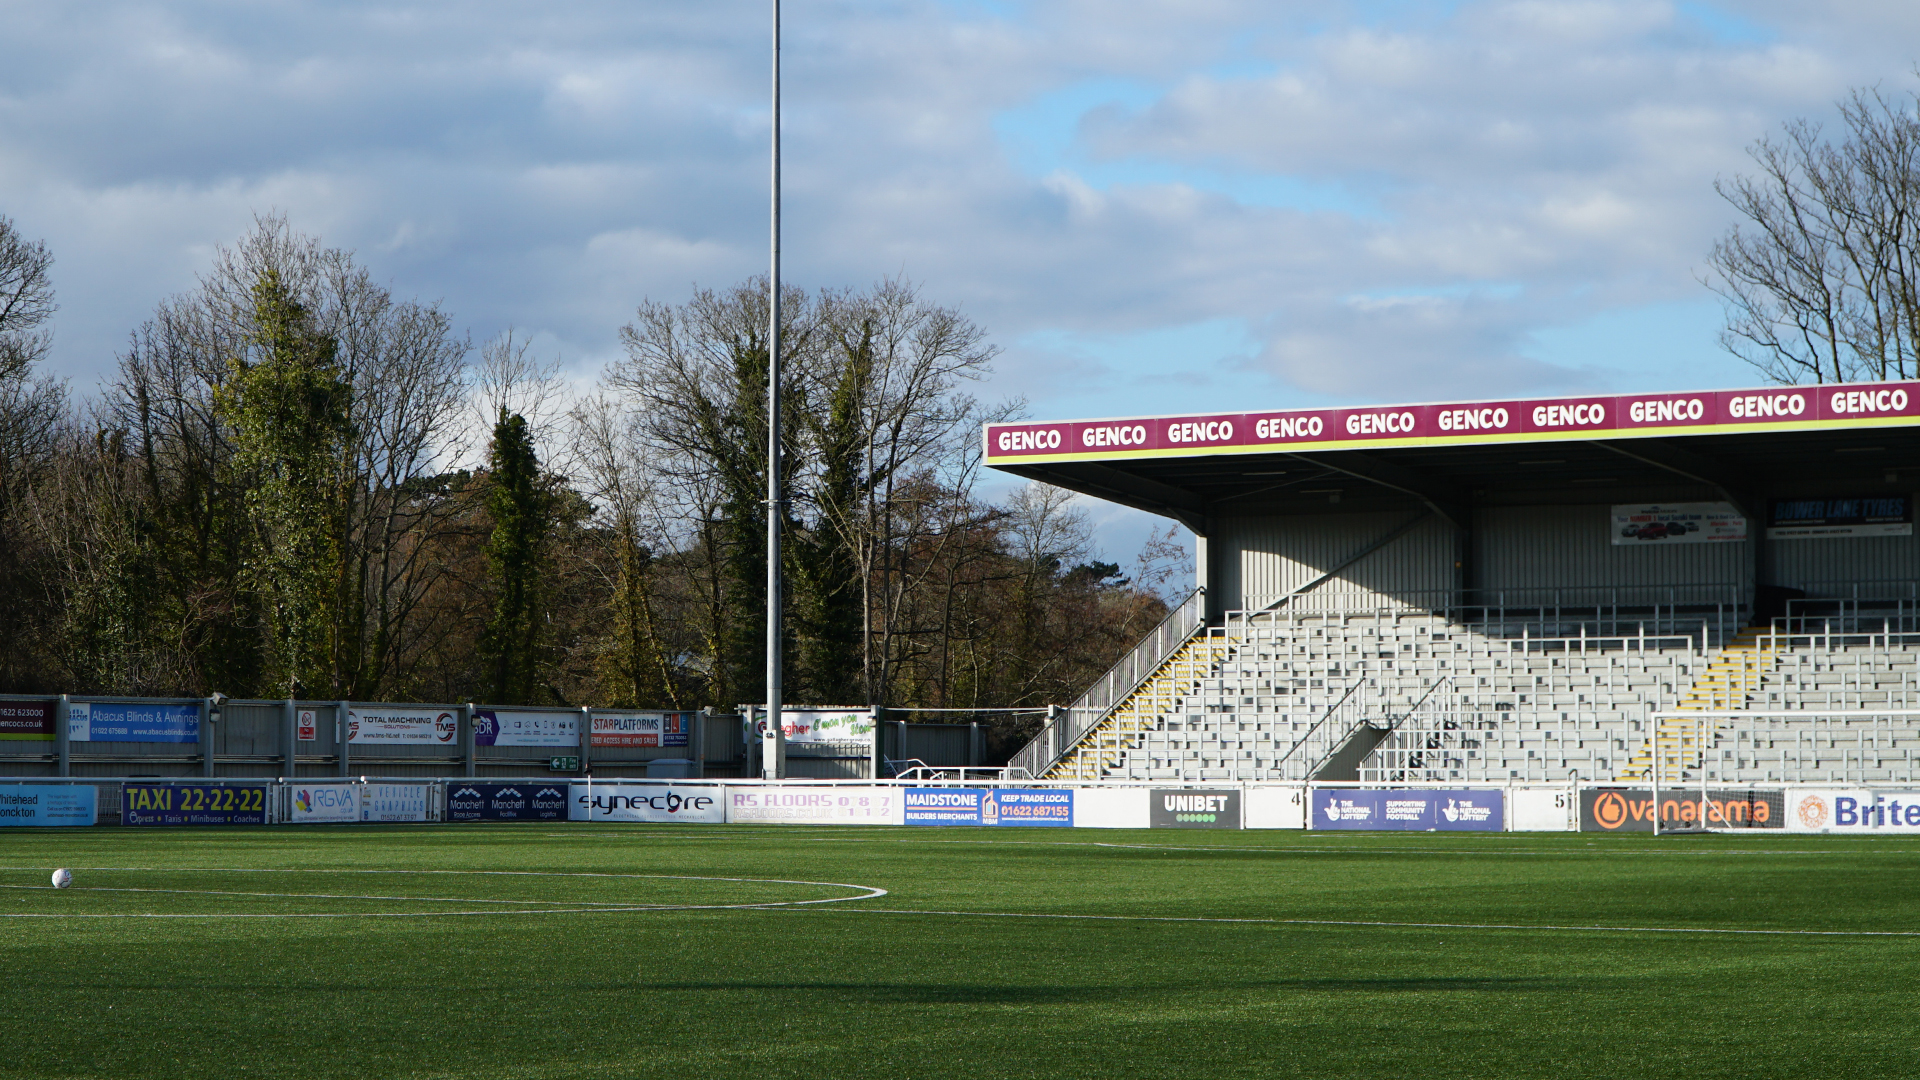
[987,381,1920,788]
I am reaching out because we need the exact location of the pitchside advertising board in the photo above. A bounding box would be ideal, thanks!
[571,784,725,823]
[984,380,1920,465]
[1151,789,1241,829]
[728,787,904,824]
[1787,790,1920,833]
[447,783,569,821]
[122,783,267,826]
[1578,788,1785,832]
[903,788,1074,826]
[0,783,95,826]
[1312,789,1503,831]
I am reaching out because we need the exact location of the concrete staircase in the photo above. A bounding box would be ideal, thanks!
[1043,636,1235,781]
[1628,626,1780,781]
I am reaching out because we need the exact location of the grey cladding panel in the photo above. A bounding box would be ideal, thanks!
[1473,504,1746,595]
[1215,511,1454,611]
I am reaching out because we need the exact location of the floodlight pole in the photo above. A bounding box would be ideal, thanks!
[763,0,786,780]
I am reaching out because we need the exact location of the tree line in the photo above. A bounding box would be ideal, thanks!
[0,215,1183,759]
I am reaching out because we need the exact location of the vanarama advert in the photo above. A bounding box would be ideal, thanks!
[1579,788,1783,831]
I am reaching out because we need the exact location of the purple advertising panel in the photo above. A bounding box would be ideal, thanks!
[985,381,1920,466]
[1311,789,1504,831]
[0,701,55,741]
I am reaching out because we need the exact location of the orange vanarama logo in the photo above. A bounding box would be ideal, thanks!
[1593,790,1629,829]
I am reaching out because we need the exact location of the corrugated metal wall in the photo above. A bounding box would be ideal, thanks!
[1214,511,1455,612]
[1473,504,1748,597]
[1764,531,1920,592]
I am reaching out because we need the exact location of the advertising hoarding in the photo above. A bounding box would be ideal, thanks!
[1578,787,1783,832]
[591,711,696,748]
[570,784,725,823]
[348,707,459,746]
[0,783,95,826]
[984,381,1920,466]
[746,708,873,744]
[1768,496,1914,539]
[473,708,578,747]
[727,786,904,824]
[1786,790,1920,832]
[0,701,54,741]
[122,783,266,826]
[289,784,359,823]
[902,788,1074,826]
[447,783,570,821]
[69,701,199,743]
[1311,789,1504,831]
[1151,789,1241,829]
[361,784,432,822]
[1610,503,1747,545]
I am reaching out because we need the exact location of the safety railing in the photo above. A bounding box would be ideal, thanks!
[1008,588,1209,778]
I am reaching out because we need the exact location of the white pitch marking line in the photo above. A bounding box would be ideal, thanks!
[0,868,886,919]
[806,906,1920,938]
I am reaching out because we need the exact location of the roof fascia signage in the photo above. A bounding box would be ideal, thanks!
[984,382,1920,466]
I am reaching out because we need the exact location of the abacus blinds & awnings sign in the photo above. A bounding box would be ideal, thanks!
[983,380,1920,464]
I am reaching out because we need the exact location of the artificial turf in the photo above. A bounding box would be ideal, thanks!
[1,824,1916,1078]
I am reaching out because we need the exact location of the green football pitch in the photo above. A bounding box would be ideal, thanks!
[3,825,1917,1079]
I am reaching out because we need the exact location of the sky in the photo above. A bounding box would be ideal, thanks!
[5,0,1920,567]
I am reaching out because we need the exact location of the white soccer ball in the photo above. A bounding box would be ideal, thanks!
[51,868,71,889]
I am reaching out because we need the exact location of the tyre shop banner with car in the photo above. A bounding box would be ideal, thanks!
[1611,503,1747,545]
[1310,789,1502,831]
[348,707,458,745]
[985,380,1920,465]
[570,784,725,823]
[1579,787,1784,831]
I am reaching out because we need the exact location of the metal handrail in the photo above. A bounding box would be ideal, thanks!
[1008,588,1208,778]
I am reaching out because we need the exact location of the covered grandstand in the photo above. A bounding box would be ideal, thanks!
[987,381,1920,789]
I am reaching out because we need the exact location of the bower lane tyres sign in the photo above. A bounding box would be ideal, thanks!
[122,783,267,826]
[985,380,1920,465]
[1579,787,1783,831]
[570,784,725,823]
[0,784,95,826]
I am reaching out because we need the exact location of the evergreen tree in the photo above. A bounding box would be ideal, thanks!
[480,408,550,704]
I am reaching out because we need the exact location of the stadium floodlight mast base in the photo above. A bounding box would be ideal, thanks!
[763,0,786,780]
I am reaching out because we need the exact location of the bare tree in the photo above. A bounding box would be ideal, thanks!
[1707,86,1920,383]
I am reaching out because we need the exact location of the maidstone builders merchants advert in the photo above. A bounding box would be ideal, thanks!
[903,788,1074,826]
[1579,787,1784,831]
